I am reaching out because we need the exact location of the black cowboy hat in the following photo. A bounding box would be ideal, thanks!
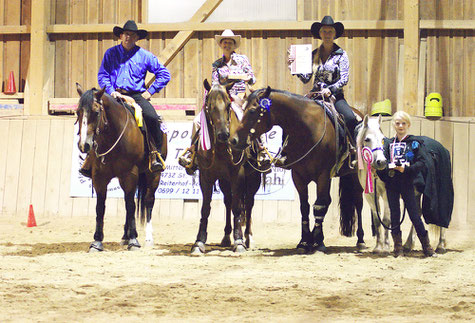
[310,16,344,39]
[113,20,148,40]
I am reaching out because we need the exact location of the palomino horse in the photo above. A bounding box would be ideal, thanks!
[191,80,261,255]
[231,87,364,252]
[356,115,449,254]
[76,84,167,252]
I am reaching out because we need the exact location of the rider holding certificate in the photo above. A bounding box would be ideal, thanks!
[288,16,357,142]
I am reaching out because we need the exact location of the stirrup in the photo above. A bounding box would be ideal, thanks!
[273,155,287,168]
[149,151,165,172]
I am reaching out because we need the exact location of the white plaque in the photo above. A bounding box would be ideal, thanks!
[290,44,313,75]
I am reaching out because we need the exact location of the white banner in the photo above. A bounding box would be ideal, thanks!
[70,122,295,200]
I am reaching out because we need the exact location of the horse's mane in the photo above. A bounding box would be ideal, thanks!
[78,88,98,113]
[248,87,313,105]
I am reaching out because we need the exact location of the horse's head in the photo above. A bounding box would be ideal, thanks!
[76,83,105,153]
[357,114,387,170]
[230,86,272,150]
[203,79,232,143]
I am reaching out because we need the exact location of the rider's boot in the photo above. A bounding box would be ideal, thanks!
[274,154,287,168]
[79,154,92,178]
[179,143,198,175]
[256,142,271,172]
[149,125,165,172]
[149,151,165,172]
[418,231,435,257]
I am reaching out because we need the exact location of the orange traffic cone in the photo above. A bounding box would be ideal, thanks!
[4,71,16,94]
[27,204,37,227]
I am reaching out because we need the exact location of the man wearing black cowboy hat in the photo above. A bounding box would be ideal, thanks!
[80,20,170,177]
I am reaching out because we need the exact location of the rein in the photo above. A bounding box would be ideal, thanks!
[94,98,130,160]
[253,93,328,169]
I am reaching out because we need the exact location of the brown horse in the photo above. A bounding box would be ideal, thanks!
[191,80,262,255]
[230,87,364,253]
[75,84,167,252]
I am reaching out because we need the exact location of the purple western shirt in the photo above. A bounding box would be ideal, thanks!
[98,44,170,96]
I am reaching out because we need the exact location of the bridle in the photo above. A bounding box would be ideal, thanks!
[78,95,130,163]
[245,91,328,169]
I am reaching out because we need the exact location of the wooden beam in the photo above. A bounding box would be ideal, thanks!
[421,20,475,29]
[297,0,304,22]
[0,25,30,34]
[146,0,223,88]
[417,39,427,116]
[47,20,406,34]
[397,43,404,112]
[403,0,419,115]
[27,0,52,115]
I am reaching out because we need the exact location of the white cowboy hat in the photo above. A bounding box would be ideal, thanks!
[215,29,241,48]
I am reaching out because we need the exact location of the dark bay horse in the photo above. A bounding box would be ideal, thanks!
[230,87,364,252]
[76,84,167,252]
[191,80,261,255]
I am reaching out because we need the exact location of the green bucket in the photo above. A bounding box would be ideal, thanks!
[371,99,392,116]
[425,93,443,118]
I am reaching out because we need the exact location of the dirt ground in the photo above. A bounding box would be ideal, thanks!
[0,213,473,323]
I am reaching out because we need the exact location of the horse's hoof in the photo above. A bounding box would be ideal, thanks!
[120,239,128,246]
[191,241,205,256]
[312,242,326,253]
[127,238,141,251]
[144,239,154,248]
[245,235,255,249]
[356,242,368,252]
[435,246,447,254]
[220,235,232,247]
[233,244,246,253]
[233,239,246,253]
[88,241,104,252]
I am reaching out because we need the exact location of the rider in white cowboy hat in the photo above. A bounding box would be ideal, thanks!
[212,29,254,96]
[179,29,273,175]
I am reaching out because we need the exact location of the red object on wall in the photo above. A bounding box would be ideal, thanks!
[4,71,16,94]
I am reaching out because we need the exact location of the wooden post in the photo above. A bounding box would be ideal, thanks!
[403,0,420,115]
[27,0,53,115]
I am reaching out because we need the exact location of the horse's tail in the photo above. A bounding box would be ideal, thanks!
[339,173,362,237]
[137,172,147,225]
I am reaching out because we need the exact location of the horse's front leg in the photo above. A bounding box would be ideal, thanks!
[191,174,214,255]
[230,177,246,253]
[435,226,447,254]
[124,191,140,250]
[311,172,332,253]
[219,179,233,247]
[144,172,160,247]
[89,183,107,252]
[119,174,140,250]
[292,173,311,252]
[368,189,390,254]
[354,176,366,251]
[244,172,261,249]
[231,194,245,253]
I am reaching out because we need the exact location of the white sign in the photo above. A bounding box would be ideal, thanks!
[290,44,313,75]
[70,122,295,200]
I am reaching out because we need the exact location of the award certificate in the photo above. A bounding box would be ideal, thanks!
[290,44,312,75]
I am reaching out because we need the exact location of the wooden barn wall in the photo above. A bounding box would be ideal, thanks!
[0,0,31,93]
[0,117,473,231]
[40,0,472,116]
